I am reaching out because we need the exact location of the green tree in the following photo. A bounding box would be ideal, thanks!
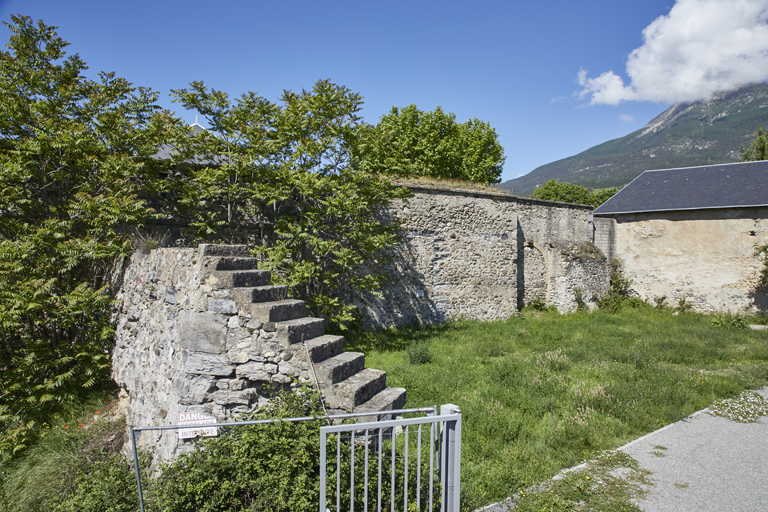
[590,186,620,207]
[740,125,768,161]
[357,104,506,183]
[530,180,617,207]
[0,15,179,457]
[172,80,409,329]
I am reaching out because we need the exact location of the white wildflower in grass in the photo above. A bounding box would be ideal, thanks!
[709,391,768,423]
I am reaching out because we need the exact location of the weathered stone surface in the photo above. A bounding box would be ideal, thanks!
[328,368,387,409]
[208,298,238,315]
[314,352,365,386]
[250,299,306,323]
[246,318,263,330]
[233,285,289,305]
[180,311,227,354]
[198,244,249,257]
[212,388,258,406]
[176,373,216,404]
[275,317,325,346]
[236,361,271,381]
[294,335,344,363]
[595,208,768,313]
[182,351,235,377]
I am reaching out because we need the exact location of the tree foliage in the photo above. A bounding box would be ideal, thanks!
[357,104,506,183]
[530,179,618,207]
[171,80,410,329]
[0,15,179,457]
[740,125,768,161]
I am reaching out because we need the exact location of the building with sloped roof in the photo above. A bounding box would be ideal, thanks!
[592,161,768,313]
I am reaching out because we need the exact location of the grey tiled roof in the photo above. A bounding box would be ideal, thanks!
[593,161,768,215]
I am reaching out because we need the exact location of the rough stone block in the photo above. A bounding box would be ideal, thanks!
[275,317,325,346]
[203,257,261,271]
[175,373,216,404]
[233,285,289,305]
[236,361,270,381]
[249,299,306,323]
[211,389,257,406]
[314,352,365,386]
[208,298,238,315]
[207,270,271,289]
[354,387,408,422]
[180,311,227,354]
[328,368,387,409]
[198,244,249,257]
[294,335,344,364]
[182,351,235,377]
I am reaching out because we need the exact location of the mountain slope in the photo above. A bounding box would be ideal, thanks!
[499,82,768,196]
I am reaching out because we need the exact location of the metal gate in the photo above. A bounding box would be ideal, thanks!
[319,404,462,512]
[130,404,461,512]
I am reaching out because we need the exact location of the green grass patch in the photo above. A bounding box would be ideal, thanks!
[347,308,768,510]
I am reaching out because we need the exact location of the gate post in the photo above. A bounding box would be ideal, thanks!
[440,404,462,512]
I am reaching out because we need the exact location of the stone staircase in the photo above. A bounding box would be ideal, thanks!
[200,244,406,416]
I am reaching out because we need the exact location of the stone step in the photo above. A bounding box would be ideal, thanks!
[327,368,387,410]
[203,257,261,271]
[232,285,289,304]
[275,317,325,346]
[353,387,407,423]
[198,244,250,257]
[313,352,365,386]
[207,270,271,288]
[294,335,344,364]
[250,299,306,323]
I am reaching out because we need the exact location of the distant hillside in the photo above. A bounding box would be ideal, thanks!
[499,82,768,197]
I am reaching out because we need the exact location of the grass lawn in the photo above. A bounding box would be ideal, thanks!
[346,308,768,510]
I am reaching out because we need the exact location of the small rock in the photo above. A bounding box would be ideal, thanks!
[208,298,238,315]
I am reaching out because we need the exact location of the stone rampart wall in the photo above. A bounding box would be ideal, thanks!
[112,246,314,462]
[357,187,610,326]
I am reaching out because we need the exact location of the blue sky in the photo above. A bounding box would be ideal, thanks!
[2,0,767,183]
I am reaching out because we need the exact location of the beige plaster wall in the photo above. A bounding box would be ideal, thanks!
[609,208,768,312]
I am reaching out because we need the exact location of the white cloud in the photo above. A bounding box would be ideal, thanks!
[578,0,768,105]
[620,114,635,123]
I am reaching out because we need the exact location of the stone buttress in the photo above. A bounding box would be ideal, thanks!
[112,244,405,461]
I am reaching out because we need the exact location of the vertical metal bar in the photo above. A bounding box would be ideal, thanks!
[320,430,327,512]
[440,417,447,512]
[351,431,355,512]
[364,429,369,512]
[130,427,145,512]
[404,425,409,512]
[391,426,396,512]
[429,421,434,512]
[337,433,341,512]
[417,424,422,511]
[452,409,462,512]
[440,404,461,512]
[378,427,383,512]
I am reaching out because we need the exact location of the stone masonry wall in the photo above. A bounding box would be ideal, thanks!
[112,246,315,462]
[113,244,406,465]
[357,186,610,326]
[599,208,768,313]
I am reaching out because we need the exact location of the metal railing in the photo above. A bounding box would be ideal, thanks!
[128,405,460,512]
[319,404,462,512]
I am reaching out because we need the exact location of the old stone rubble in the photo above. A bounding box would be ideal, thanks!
[112,244,405,462]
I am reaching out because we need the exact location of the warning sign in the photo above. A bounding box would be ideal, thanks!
[178,412,218,440]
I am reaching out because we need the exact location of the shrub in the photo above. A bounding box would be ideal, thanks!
[153,384,437,512]
[407,341,432,365]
